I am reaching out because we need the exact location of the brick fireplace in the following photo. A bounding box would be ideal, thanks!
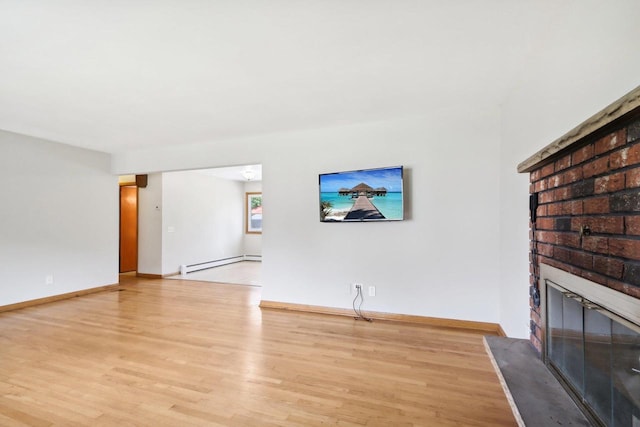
[519,88,640,353]
[518,86,640,426]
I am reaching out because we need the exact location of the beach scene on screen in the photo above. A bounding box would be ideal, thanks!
[319,167,403,222]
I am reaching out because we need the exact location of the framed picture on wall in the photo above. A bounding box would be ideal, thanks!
[246,192,262,234]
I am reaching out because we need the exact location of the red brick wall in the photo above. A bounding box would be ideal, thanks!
[528,117,640,353]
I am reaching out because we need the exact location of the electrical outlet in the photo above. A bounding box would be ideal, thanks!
[351,283,362,294]
[45,275,54,285]
[368,286,376,297]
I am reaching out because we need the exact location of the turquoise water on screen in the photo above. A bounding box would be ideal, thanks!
[320,192,403,220]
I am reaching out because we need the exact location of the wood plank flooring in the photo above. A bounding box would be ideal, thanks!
[0,278,516,426]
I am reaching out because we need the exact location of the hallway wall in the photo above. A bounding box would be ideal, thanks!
[161,170,245,275]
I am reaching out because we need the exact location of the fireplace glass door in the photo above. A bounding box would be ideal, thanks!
[546,280,640,427]
[612,321,640,427]
[584,302,612,426]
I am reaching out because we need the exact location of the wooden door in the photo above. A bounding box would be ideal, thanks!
[119,186,138,273]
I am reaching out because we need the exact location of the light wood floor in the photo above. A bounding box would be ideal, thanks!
[0,277,516,426]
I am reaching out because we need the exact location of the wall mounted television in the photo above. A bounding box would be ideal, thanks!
[319,166,404,222]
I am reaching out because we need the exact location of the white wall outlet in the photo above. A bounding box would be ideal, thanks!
[167,226,175,233]
[351,283,362,294]
[368,286,376,297]
[45,275,54,285]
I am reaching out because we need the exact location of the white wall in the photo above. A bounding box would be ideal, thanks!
[161,171,244,275]
[243,181,262,257]
[262,113,502,322]
[0,130,118,305]
[114,109,503,323]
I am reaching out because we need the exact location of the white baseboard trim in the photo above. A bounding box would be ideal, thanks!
[180,255,262,274]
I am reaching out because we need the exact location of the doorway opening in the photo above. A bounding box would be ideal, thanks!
[130,165,262,286]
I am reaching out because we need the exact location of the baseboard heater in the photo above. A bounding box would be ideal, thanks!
[180,255,262,274]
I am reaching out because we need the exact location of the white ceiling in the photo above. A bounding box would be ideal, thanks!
[0,1,636,154]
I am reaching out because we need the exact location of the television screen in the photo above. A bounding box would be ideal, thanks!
[319,166,404,222]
